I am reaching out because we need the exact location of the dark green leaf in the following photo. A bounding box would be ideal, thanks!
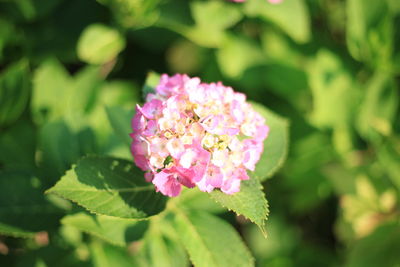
[105,106,134,147]
[0,60,30,126]
[0,171,61,236]
[61,212,148,247]
[347,222,400,267]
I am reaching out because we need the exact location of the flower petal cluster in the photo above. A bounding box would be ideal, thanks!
[131,74,269,197]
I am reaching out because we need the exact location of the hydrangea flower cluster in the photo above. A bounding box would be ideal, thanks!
[131,74,269,197]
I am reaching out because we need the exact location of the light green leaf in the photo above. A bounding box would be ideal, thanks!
[97,0,161,28]
[191,1,242,30]
[210,177,269,235]
[61,212,148,247]
[251,102,289,180]
[157,1,242,48]
[0,60,30,126]
[216,34,266,78]
[346,0,392,66]
[356,72,398,141]
[31,58,72,124]
[377,140,400,190]
[174,209,254,267]
[136,219,189,267]
[245,0,310,43]
[77,24,126,65]
[179,188,225,214]
[67,66,103,114]
[142,71,160,100]
[90,241,136,267]
[99,80,139,108]
[307,49,360,129]
[46,156,167,219]
[105,106,134,147]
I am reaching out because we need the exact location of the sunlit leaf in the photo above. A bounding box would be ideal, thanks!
[251,102,289,180]
[90,241,136,267]
[77,24,126,65]
[210,177,269,234]
[174,209,254,267]
[142,71,160,100]
[356,72,398,141]
[31,58,72,124]
[46,156,167,219]
[245,0,310,43]
[216,35,265,78]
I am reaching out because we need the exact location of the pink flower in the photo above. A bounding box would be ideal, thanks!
[131,74,269,197]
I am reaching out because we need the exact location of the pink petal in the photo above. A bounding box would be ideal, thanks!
[153,171,182,197]
[221,178,241,194]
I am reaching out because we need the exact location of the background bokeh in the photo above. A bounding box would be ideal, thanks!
[1,0,400,266]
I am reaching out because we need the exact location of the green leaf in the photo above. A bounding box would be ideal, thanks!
[0,120,36,170]
[356,72,398,140]
[90,241,137,267]
[46,156,167,219]
[31,58,72,124]
[377,140,400,190]
[39,120,80,174]
[216,34,266,78]
[347,222,400,267]
[142,71,160,100]
[98,0,161,28]
[245,0,310,43]
[251,102,289,181]
[346,0,392,66]
[173,209,254,267]
[105,106,134,147]
[179,188,225,214]
[0,222,36,238]
[157,1,242,48]
[210,177,269,235]
[136,218,189,267]
[77,23,126,65]
[0,171,61,236]
[191,1,241,30]
[68,66,103,114]
[307,50,360,129]
[0,60,30,126]
[99,80,139,108]
[61,212,148,247]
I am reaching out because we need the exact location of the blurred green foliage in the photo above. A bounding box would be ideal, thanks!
[0,0,399,266]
